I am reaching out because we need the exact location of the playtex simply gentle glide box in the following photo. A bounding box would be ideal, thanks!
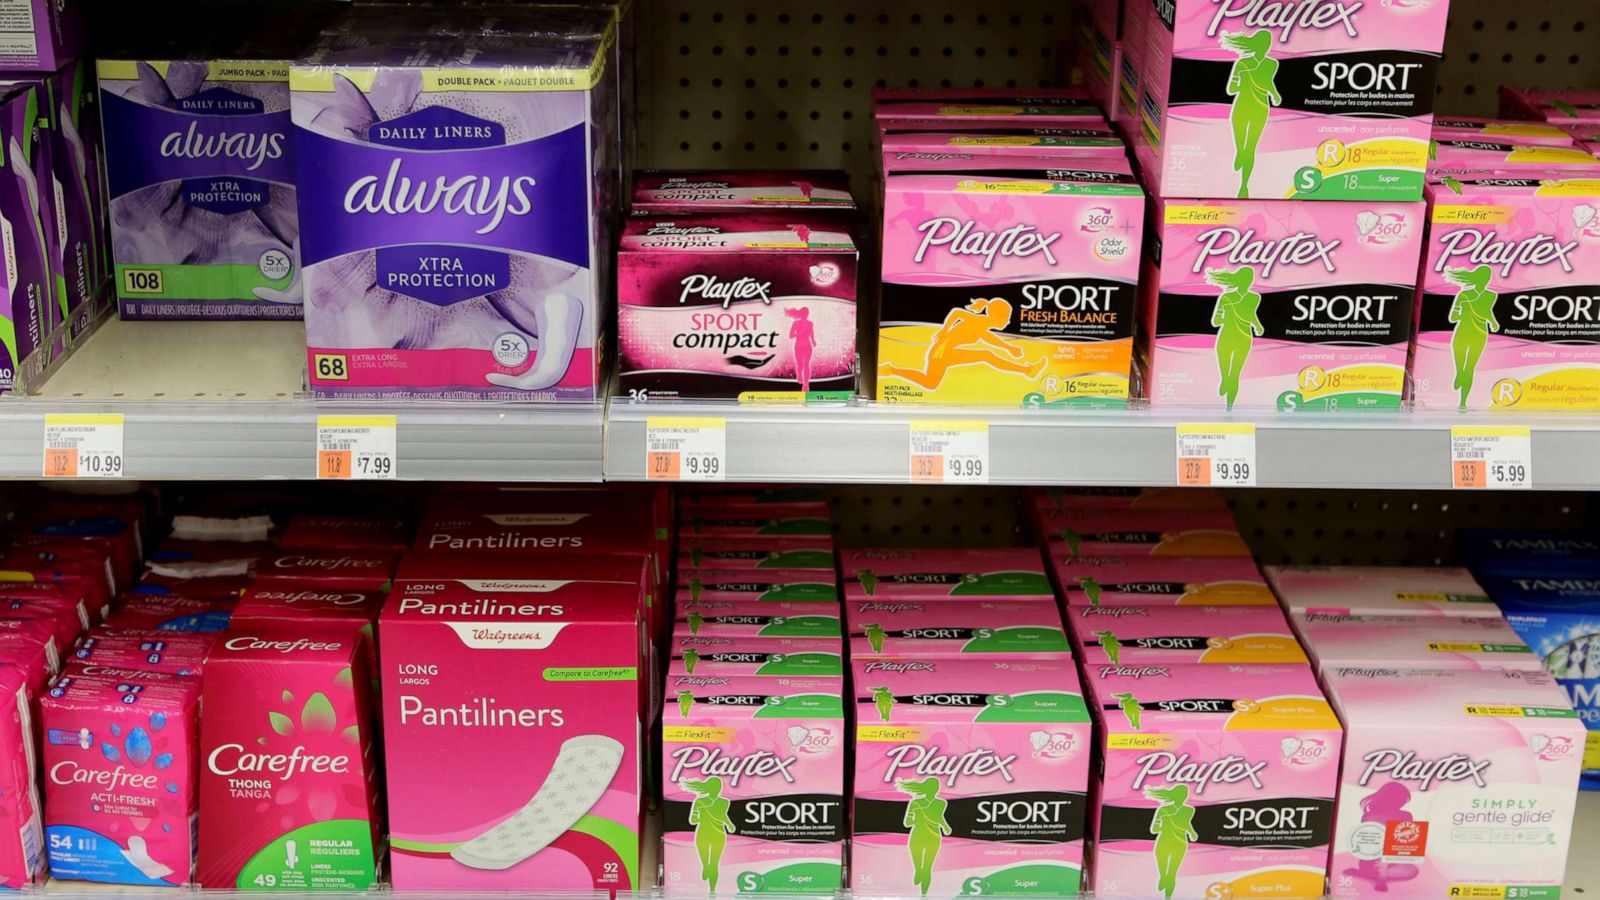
[380,556,644,892]
[1293,613,1540,674]
[1070,605,1308,665]
[631,170,854,213]
[1051,555,1275,606]
[1413,176,1600,410]
[1323,667,1582,899]
[1085,664,1342,900]
[668,635,844,679]
[851,656,1092,896]
[877,163,1144,406]
[661,675,845,895]
[1046,509,1252,558]
[1265,565,1498,617]
[1144,197,1425,411]
[617,213,858,402]
[197,629,380,890]
[1125,0,1444,200]
[846,599,1070,658]
[97,59,298,320]
[841,548,1053,602]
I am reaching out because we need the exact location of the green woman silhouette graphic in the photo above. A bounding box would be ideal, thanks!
[688,579,705,603]
[1113,691,1142,730]
[1148,784,1198,900]
[898,777,952,897]
[1221,29,1281,198]
[1445,265,1500,410]
[1207,266,1265,410]
[1080,576,1103,607]
[682,648,701,675]
[678,689,694,720]
[1094,629,1123,665]
[860,569,879,597]
[685,777,736,894]
[873,686,896,722]
[687,611,705,636]
[865,623,887,654]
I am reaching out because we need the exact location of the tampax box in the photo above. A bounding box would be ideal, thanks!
[877,161,1144,406]
[1293,613,1540,674]
[41,673,199,886]
[1265,565,1498,617]
[1045,509,1251,558]
[1322,667,1582,899]
[668,635,844,678]
[1069,605,1308,665]
[851,656,1092,896]
[847,599,1070,658]
[661,675,845,895]
[676,601,842,641]
[1051,555,1275,607]
[1457,529,1600,577]
[251,548,398,590]
[1143,197,1426,412]
[631,170,854,213]
[1413,176,1600,411]
[197,629,380,890]
[380,555,645,892]
[69,629,213,676]
[841,548,1053,602]
[0,665,40,889]
[675,571,840,606]
[1084,663,1342,900]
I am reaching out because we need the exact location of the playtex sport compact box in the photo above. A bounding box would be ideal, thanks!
[668,635,844,679]
[1293,613,1540,675]
[1085,663,1342,900]
[1143,197,1426,412]
[851,656,1092,897]
[846,599,1070,658]
[841,548,1053,602]
[631,170,854,213]
[1413,176,1600,411]
[1045,509,1252,558]
[1051,555,1275,607]
[877,161,1144,407]
[661,675,845,895]
[1070,606,1308,665]
[379,555,645,892]
[1323,667,1582,900]
[1265,565,1497,618]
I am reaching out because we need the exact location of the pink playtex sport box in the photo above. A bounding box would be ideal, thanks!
[680,507,834,541]
[1323,667,1582,899]
[0,665,39,889]
[841,548,1053,601]
[1293,613,1540,674]
[678,537,836,575]
[380,555,645,893]
[878,130,1127,159]
[41,673,199,885]
[675,571,840,606]
[1051,555,1274,606]
[1265,565,1498,617]
[1045,509,1251,558]
[1143,197,1425,411]
[676,601,842,640]
[661,675,845,895]
[880,152,1134,183]
[1431,118,1576,147]
[1427,139,1600,172]
[1069,605,1308,664]
[851,656,1091,896]
[847,599,1070,658]
[1085,663,1342,900]
[632,170,854,213]
[198,629,380,890]
[668,635,844,678]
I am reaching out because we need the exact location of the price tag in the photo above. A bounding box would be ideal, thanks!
[646,416,726,481]
[909,419,989,484]
[1176,423,1257,487]
[42,414,125,478]
[316,415,397,480]
[1451,425,1531,490]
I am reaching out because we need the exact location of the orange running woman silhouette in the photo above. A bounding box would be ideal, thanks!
[880,298,1045,390]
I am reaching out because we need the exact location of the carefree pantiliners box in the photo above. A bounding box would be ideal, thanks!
[380,555,645,892]
[1085,663,1342,900]
[1051,555,1274,607]
[847,599,1070,658]
[841,548,1053,601]
[662,675,845,895]
[1265,566,1498,618]
[851,656,1091,896]
[1293,613,1539,675]
[1323,668,1582,899]
[1070,606,1307,665]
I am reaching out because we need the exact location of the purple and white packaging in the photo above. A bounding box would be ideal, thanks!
[0,83,56,394]
[0,0,84,72]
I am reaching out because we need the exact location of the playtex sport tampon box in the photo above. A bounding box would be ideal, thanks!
[661,675,845,895]
[676,601,841,641]
[1046,509,1252,558]
[380,556,645,892]
[841,548,1053,602]
[847,600,1070,658]
[632,170,854,213]
[1070,606,1308,665]
[1412,176,1600,410]
[1125,0,1444,200]
[851,656,1091,897]
[1265,565,1498,617]
[1051,555,1275,607]
[678,537,836,575]
[1143,197,1425,412]
[1431,118,1576,147]
[1293,613,1540,675]
[1085,663,1342,900]
[675,572,840,606]
[1323,667,1582,900]
[668,636,844,679]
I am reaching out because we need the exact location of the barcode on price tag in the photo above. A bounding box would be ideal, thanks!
[1176,423,1257,487]
[1451,425,1531,490]
[909,419,989,484]
[316,415,397,480]
[646,416,726,481]
[43,413,124,478]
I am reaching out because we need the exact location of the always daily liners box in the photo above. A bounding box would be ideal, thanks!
[1265,565,1497,617]
[1069,605,1307,665]
[841,548,1053,601]
[847,599,1070,658]
[1051,555,1274,606]
[1293,613,1540,675]
[1323,667,1582,900]
[668,635,844,678]
[1085,663,1342,900]
[380,556,644,892]
[662,675,845,895]
[851,656,1091,896]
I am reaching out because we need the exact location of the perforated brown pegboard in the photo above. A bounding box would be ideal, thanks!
[1436,0,1599,116]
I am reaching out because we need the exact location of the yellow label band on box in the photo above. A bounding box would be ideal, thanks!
[1107,733,1177,750]
[858,725,925,742]
[662,726,738,743]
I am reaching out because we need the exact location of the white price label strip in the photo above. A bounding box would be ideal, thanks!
[910,419,989,484]
[317,415,397,480]
[1451,425,1532,490]
[43,414,124,478]
[1176,423,1257,487]
[646,416,726,481]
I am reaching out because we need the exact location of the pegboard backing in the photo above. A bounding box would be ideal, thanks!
[1436,0,1599,117]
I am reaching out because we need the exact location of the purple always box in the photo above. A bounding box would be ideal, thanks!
[0,0,84,72]
[0,83,56,394]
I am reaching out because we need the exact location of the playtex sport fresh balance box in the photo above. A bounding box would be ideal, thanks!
[852,656,1091,897]
[1323,667,1583,900]
[1070,606,1309,665]
[841,548,1053,602]
[1084,663,1342,900]
[379,555,647,893]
